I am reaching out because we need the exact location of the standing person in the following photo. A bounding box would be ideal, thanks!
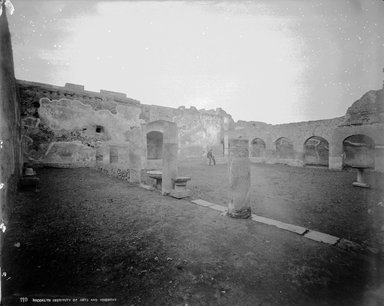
[207,149,216,166]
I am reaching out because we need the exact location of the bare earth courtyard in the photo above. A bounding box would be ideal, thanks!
[179,162,384,246]
[2,163,384,305]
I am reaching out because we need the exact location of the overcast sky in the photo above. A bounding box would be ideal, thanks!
[8,0,384,124]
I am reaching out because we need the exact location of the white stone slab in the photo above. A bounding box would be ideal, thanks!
[251,214,307,235]
[209,204,227,212]
[274,222,307,235]
[191,199,214,208]
[304,230,340,245]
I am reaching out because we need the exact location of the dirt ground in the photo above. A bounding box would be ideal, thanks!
[2,165,384,305]
[179,161,384,246]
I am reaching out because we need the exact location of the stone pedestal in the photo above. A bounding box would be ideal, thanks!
[227,139,251,218]
[352,167,370,188]
[147,170,162,190]
[162,143,178,195]
[170,177,191,199]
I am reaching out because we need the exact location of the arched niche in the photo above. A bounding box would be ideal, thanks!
[304,136,329,166]
[250,138,266,157]
[147,131,163,160]
[343,134,375,168]
[275,137,294,159]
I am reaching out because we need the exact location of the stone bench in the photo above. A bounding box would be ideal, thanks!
[170,176,191,199]
[147,170,162,190]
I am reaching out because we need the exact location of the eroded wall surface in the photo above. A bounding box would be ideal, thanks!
[0,9,22,226]
[18,80,144,167]
[17,80,233,168]
[17,79,384,172]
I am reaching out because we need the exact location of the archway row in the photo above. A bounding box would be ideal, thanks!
[249,134,376,169]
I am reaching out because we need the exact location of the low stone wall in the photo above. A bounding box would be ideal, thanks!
[95,163,130,182]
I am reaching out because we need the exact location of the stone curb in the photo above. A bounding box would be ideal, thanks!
[137,188,381,258]
[303,230,339,245]
[190,198,380,258]
[251,214,307,235]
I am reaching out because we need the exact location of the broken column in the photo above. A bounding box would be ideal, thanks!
[162,122,178,195]
[227,138,251,219]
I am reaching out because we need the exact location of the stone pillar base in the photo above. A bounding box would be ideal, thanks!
[352,168,370,188]
[227,206,251,219]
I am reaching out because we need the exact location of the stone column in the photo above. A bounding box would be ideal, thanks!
[162,122,178,195]
[224,134,229,156]
[128,128,143,184]
[227,139,251,219]
[129,147,141,184]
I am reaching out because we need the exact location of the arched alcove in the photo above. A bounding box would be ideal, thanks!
[343,134,375,168]
[250,138,266,157]
[275,137,294,159]
[304,136,329,166]
[147,131,163,160]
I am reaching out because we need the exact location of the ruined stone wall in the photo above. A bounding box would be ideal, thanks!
[230,117,344,166]
[18,80,143,168]
[229,88,384,172]
[141,104,232,158]
[0,6,22,256]
[16,80,383,173]
[17,80,233,169]
[330,89,384,171]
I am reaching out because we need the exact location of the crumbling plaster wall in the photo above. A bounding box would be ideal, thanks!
[17,80,233,168]
[141,104,233,158]
[18,80,144,167]
[17,79,383,172]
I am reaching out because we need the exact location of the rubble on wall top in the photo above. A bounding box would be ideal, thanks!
[99,89,127,99]
[17,79,140,105]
